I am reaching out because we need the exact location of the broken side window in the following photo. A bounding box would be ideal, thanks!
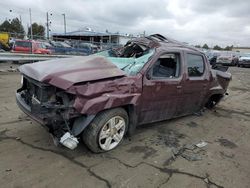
[152,53,181,78]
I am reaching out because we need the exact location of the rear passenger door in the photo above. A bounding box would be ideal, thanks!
[177,52,209,115]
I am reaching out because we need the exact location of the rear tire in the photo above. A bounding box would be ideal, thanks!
[82,108,128,153]
[205,94,223,109]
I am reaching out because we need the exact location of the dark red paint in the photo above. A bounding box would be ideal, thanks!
[16,35,232,135]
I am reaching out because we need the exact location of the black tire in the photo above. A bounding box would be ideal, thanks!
[82,108,128,153]
[205,99,217,109]
[205,94,223,109]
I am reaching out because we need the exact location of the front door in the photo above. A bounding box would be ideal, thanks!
[139,51,184,125]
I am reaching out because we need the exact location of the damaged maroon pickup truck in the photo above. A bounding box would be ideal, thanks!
[16,34,232,152]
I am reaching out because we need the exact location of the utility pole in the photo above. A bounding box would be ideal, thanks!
[62,13,66,34]
[19,15,22,27]
[46,12,52,40]
[46,12,49,39]
[29,8,33,40]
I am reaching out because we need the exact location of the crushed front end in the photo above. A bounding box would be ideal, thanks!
[16,75,79,149]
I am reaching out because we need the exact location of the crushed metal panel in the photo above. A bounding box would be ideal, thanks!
[71,75,143,115]
[19,56,126,90]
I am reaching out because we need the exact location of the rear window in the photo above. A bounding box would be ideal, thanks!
[187,54,205,77]
[15,41,31,48]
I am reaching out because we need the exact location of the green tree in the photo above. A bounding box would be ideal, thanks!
[28,23,45,39]
[202,44,209,49]
[0,18,25,38]
[0,20,12,32]
[10,18,25,34]
[194,45,201,48]
[224,45,233,51]
[213,45,222,50]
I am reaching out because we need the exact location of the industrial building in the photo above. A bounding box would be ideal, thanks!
[52,29,133,45]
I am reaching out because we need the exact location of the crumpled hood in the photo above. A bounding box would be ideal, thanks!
[19,56,126,90]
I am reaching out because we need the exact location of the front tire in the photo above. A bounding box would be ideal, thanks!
[82,108,128,153]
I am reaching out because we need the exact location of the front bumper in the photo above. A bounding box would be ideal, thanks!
[16,74,96,139]
[16,92,50,129]
[16,91,93,137]
[16,92,81,149]
[16,89,71,131]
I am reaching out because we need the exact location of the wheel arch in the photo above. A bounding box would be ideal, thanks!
[205,93,224,109]
[72,104,138,137]
[122,104,138,136]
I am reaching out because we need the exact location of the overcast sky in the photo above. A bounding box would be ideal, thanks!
[0,0,250,47]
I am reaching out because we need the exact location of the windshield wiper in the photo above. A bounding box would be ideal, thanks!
[121,61,136,71]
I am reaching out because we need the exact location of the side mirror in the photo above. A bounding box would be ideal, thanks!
[146,71,152,80]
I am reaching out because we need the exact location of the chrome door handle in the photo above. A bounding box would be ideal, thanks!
[176,85,182,89]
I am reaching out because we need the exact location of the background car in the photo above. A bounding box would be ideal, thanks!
[71,42,99,54]
[49,41,90,55]
[12,40,52,54]
[206,51,221,66]
[238,53,250,67]
[40,41,55,54]
[216,52,239,66]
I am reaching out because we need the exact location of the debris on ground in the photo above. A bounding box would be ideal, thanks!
[217,138,237,149]
[204,178,209,184]
[171,147,181,155]
[181,150,203,161]
[196,141,208,148]
[184,144,196,150]
[171,140,208,162]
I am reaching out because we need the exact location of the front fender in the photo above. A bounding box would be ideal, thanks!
[74,93,141,115]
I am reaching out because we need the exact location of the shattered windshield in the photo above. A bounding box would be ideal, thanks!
[95,42,154,75]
